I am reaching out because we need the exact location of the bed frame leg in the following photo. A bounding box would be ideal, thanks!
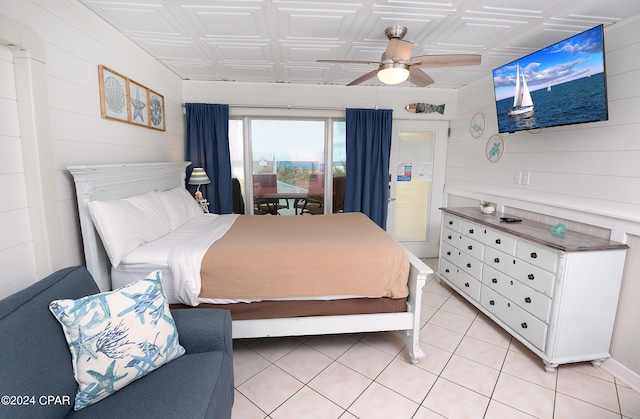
[403,329,426,365]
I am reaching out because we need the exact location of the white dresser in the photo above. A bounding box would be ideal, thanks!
[437,207,628,373]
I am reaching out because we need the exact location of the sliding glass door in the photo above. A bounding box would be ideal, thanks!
[229,117,345,215]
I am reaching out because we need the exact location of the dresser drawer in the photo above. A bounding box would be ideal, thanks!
[458,234,484,261]
[442,214,462,232]
[482,265,551,323]
[443,226,484,261]
[439,258,481,302]
[516,241,558,273]
[442,227,461,248]
[484,247,556,297]
[461,220,484,240]
[480,228,517,255]
[441,242,483,280]
[480,287,547,351]
[441,241,460,262]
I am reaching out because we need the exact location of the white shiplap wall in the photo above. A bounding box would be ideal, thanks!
[0,45,38,299]
[448,17,640,222]
[449,17,640,386]
[0,0,185,297]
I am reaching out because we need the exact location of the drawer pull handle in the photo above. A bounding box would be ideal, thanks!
[489,300,495,306]
[467,263,472,268]
[449,220,453,225]
[527,274,535,280]
[445,269,450,273]
[464,282,470,288]
[492,278,497,284]
[469,229,474,234]
[468,245,473,250]
[495,239,501,244]
[531,252,537,259]
[524,297,531,303]
[521,323,528,329]
[447,251,451,256]
[448,235,452,239]
[494,258,500,263]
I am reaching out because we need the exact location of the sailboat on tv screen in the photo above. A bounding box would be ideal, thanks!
[508,63,534,117]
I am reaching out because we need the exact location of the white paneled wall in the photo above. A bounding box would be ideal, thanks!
[0,0,185,294]
[611,234,640,379]
[450,16,640,386]
[0,46,38,299]
[448,18,640,221]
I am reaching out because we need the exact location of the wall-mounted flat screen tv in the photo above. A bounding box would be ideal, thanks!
[492,25,608,134]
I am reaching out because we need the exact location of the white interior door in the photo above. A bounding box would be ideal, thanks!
[387,120,448,258]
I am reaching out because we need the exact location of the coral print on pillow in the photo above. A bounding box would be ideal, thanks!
[49,271,185,410]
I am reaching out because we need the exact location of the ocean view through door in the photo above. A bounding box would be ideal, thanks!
[388,121,448,258]
[229,118,345,215]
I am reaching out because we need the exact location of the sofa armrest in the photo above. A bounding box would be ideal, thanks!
[170,308,232,355]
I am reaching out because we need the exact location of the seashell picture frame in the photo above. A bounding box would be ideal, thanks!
[98,65,165,131]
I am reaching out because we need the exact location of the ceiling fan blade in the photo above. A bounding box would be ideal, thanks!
[347,69,379,86]
[384,39,413,62]
[317,59,380,65]
[408,67,435,87]
[409,54,481,68]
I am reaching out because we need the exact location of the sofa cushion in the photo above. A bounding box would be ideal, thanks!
[49,271,185,411]
[67,351,234,419]
[0,266,99,419]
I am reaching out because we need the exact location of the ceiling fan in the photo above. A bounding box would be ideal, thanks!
[318,26,481,87]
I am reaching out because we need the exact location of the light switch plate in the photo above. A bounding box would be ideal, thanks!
[513,171,522,184]
[521,171,530,185]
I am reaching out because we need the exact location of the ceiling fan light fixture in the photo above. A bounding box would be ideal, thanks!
[377,63,409,85]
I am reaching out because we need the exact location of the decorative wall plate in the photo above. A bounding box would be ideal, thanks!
[470,112,486,138]
[486,134,504,162]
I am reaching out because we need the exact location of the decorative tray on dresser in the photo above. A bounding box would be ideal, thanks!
[437,207,628,373]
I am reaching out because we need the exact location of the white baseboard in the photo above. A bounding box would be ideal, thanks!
[603,358,640,392]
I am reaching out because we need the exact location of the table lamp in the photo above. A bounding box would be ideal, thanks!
[188,167,210,200]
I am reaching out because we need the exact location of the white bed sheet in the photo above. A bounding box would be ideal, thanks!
[112,213,225,304]
[111,213,365,305]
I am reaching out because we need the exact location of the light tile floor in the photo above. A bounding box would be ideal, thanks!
[231,259,640,418]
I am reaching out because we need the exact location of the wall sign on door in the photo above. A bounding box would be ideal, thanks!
[397,163,412,181]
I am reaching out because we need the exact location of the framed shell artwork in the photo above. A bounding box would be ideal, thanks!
[99,65,165,131]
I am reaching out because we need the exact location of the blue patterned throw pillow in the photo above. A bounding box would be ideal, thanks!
[49,271,185,410]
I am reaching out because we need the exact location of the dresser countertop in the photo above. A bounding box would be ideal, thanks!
[441,207,629,253]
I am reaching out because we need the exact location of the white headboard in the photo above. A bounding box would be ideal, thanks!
[68,162,191,291]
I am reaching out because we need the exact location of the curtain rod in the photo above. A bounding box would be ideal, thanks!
[231,104,347,111]
[182,103,349,111]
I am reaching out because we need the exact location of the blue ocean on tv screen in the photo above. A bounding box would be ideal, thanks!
[496,72,607,133]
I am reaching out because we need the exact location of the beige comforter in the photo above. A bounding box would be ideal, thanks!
[199,212,409,300]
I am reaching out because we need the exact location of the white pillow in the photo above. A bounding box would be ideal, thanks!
[87,192,171,267]
[126,191,173,234]
[156,187,204,230]
[49,271,185,411]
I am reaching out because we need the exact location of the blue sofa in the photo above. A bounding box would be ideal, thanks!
[0,266,234,419]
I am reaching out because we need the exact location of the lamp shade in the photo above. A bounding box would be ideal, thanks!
[377,63,409,85]
[188,167,211,185]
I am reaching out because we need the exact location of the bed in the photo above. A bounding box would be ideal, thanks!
[68,162,431,363]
